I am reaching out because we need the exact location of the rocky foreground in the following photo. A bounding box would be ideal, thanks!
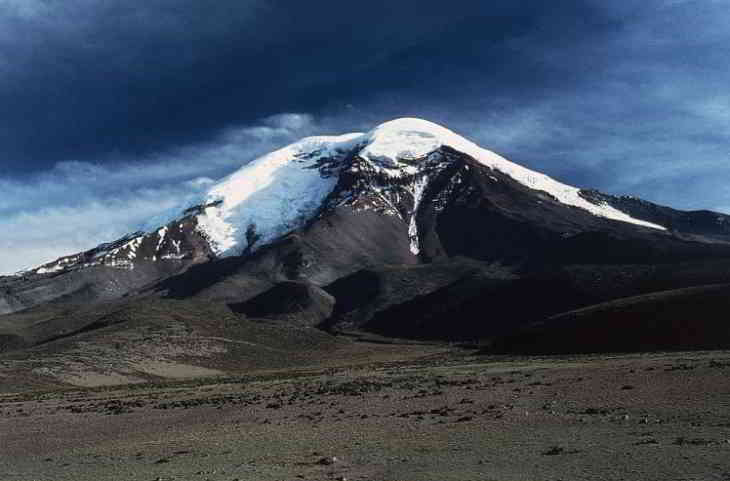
[2,348,729,481]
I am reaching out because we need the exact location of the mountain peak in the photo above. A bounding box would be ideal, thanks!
[194,118,486,257]
[142,117,668,259]
[21,118,668,280]
[360,117,457,166]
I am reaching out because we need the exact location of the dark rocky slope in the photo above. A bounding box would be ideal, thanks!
[492,283,730,354]
[231,281,335,327]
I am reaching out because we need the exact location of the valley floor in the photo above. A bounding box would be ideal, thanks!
[1,348,730,481]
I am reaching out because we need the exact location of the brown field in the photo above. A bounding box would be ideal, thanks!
[2,346,729,481]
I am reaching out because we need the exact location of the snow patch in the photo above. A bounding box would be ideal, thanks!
[36,264,64,275]
[123,236,144,260]
[408,176,428,255]
[361,120,441,168]
[156,226,168,252]
[196,132,364,257]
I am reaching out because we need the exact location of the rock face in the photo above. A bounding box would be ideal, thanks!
[4,117,730,351]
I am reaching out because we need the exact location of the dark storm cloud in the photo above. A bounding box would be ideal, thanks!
[0,0,606,171]
[2,0,730,273]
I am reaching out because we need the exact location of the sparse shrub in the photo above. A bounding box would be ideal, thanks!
[543,446,565,456]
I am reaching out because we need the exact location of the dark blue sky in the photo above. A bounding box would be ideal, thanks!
[1,0,729,273]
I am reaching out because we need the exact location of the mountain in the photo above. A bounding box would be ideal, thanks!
[3,118,730,358]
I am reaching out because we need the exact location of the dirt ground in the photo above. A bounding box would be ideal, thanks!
[1,348,729,481]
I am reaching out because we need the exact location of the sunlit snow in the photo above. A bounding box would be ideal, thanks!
[197,133,363,256]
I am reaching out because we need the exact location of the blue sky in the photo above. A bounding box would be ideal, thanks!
[1,0,730,273]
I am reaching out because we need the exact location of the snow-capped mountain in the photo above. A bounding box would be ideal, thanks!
[4,118,730,316]
[192,118,664,258]
[23,118,667,276]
